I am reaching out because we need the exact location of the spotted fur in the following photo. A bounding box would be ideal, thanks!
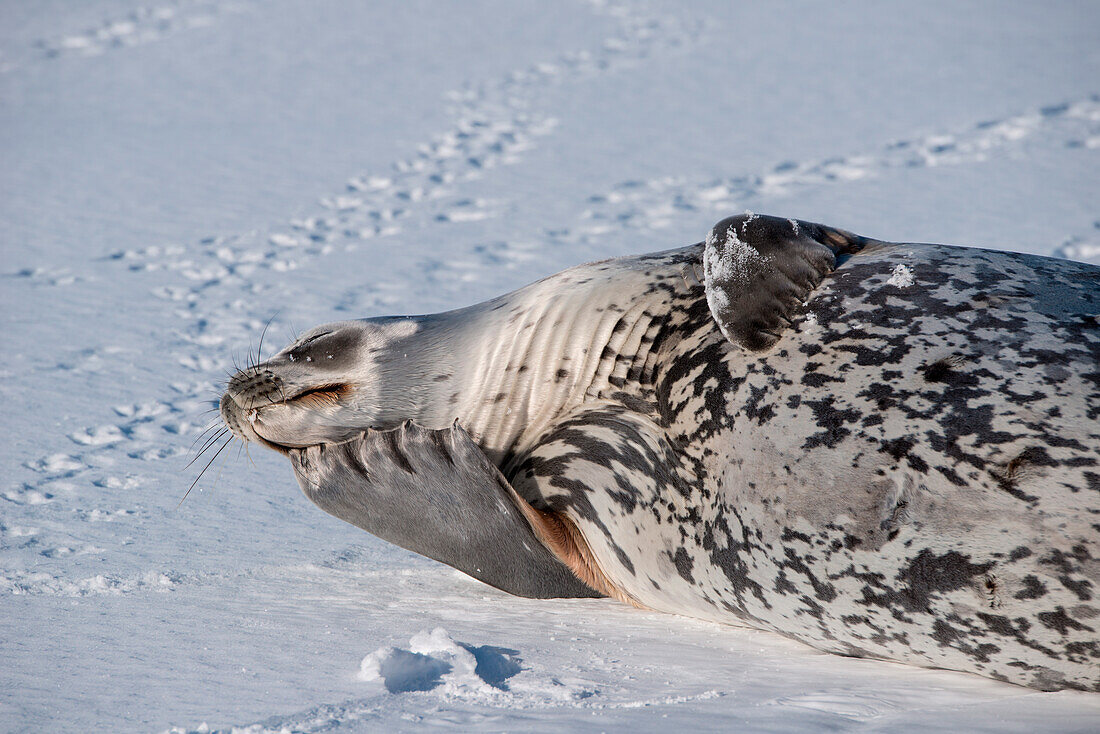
[223,214,1100,691]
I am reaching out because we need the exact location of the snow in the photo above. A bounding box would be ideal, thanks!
[886,263,916,288]
[704,218,766,288]
[2,0,1099,731]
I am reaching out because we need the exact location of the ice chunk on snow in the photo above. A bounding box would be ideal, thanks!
[358,627,504,697]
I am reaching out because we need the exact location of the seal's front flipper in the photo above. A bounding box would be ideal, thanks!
[288,421,602,599]
[703,213,868,351]
[506,403,696,609]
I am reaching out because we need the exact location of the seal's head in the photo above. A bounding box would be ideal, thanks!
[220,317,423,453]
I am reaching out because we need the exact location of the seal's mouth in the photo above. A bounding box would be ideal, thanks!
[283,383,351,409]
[221,379,354,455]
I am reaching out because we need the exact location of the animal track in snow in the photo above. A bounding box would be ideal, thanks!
[22,397,190,503]
[69,425,125,447]
[0,524,40,538]
[92,475,143,491]
[104,0,693,290]
[4,266,85,287]
[73,508,136,522]
[0,560,287,598]
[435,198,499,224]
[1052,221,1100,265]
[26,453,85,476]
[3,487,55,506]
[566,96,1100,245]
[0,568,183,597]
[110,112,559,285]
[25,1,256,67]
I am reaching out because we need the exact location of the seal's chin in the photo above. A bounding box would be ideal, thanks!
[250,431,297,456]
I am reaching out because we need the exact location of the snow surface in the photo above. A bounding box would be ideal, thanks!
[2,0,1099,731]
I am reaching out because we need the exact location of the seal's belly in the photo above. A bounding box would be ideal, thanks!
[603,245,1099,690]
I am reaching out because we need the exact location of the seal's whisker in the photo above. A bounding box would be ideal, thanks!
[192,417,221,436]
[255,312,278,369]
[196,421,227,443]
[189,427,227,461]
[179,434,233,507]
[209,438,233,489]
[185,428,229,470]
[195,417,224,439]
[186,435,229,473]
[187,422,223,453]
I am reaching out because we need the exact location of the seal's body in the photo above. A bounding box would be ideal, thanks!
[221,215,1100,691]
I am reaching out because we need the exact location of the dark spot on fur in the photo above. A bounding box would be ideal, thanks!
[672,547,694,583]
[881,437,915,462]
[1058,575,1094,602]
[800,398,861,450]
[1037,607,1094,636]
[860,550,995,614]
[1015,575,1048,600]
[1010,546,1033,562]
[920,356,965,383]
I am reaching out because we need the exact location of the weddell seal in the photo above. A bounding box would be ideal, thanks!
[218,213,1100,691]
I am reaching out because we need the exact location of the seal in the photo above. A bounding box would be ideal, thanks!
[219,214,1100,691]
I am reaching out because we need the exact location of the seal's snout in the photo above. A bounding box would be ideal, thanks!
[220,366,287,447]
[219,382,292,453]
[219,390,253,444]
[226,367,285,410]
[220,357,358,453]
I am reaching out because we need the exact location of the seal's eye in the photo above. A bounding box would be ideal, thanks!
[288,331,333,362]
[296,331,331,350]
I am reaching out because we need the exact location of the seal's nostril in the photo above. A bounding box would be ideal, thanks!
[227,369,286,410]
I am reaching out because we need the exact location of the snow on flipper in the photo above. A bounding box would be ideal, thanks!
[289,421,602,599]
[703,213,868,351]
